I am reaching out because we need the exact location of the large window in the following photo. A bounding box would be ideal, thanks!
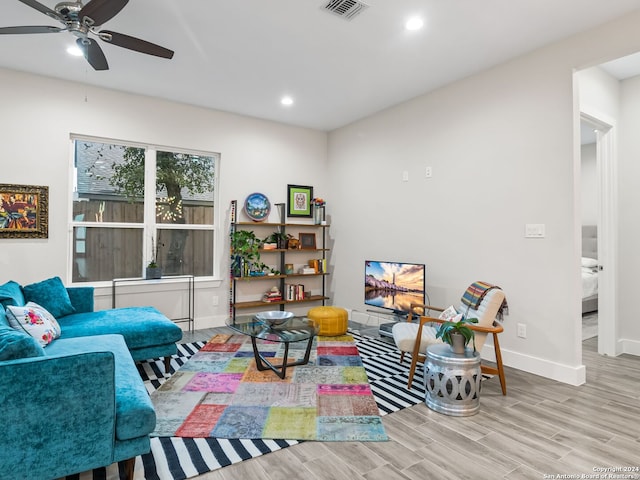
[71,138,217,283]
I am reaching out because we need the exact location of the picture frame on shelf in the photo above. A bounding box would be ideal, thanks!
[299,232,316,249]
[287,184,313,218]
[0,183,48,238]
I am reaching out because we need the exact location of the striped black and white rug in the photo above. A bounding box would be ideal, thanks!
[69,330,427,480]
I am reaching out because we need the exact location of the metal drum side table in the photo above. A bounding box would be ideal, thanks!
[423,343,482,416]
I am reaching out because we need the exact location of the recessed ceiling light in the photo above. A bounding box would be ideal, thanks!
[67,45,83,57]
[281,96,294,106]
[405,17,424,31]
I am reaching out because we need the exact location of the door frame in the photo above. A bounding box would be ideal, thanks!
[580,112,618,356]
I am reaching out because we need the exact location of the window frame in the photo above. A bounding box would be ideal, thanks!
[68,135,220,285]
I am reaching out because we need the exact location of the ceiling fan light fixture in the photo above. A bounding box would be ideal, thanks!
[67,45,84,56]
[2,0,174,71]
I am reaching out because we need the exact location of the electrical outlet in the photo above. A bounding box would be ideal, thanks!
[402,170,409,182]
[212,296,219,306]
[517,323,527,338]
[425,166,432,178]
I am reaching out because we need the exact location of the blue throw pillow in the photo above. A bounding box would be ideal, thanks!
[0,281,26,309]
[23,277,75,319]
[0,324,46,361]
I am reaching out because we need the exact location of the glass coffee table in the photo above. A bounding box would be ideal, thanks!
[225,314,319,379]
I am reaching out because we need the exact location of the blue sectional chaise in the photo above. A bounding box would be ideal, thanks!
[0,277,183,480]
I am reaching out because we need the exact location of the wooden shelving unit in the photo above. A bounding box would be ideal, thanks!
[229,200,329,319]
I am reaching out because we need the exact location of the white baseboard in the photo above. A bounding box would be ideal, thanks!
[201,308,590,386]
[190,314,228,331]
[619,338,640,356]
[350,309,404,327]
[350,311,588,386]
[482,344,586,386]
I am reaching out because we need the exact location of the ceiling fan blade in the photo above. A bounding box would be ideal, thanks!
[100,30,174,59]
[0,25,62,34]
[76,37,109,71]
[18,0,62,21]
[79,0,129,27]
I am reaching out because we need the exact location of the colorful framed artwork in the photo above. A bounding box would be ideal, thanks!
[0,184,49,238]
[287,184,313,218]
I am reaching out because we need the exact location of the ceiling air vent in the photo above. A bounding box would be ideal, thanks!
[322,0,369,21]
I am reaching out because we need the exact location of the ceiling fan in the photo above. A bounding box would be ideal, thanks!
[0,0,174,71]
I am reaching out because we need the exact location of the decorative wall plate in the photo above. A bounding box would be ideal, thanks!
[244,192,271,222]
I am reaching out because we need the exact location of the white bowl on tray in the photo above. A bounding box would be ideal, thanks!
[255,311,294,326]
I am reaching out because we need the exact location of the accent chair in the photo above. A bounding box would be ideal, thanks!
[391,284,507,394]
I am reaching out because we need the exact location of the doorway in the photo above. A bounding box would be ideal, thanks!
[579,113,616,357]
[580,120,598,341]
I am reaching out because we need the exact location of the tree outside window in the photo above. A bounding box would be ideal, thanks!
[72,139,216,282]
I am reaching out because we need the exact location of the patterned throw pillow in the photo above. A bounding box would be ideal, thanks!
[25,302,61,338]
[5,303,61,347]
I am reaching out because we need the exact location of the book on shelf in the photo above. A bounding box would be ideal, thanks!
[262,286,282,303]
[262,293,282,302]
[284,283,305,301]
[307,258,327,274]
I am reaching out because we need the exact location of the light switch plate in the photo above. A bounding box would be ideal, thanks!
[525,224,545,238]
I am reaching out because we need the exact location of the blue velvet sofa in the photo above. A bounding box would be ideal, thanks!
[0,277,183,480]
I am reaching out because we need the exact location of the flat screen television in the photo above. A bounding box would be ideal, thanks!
[364,260,425,316]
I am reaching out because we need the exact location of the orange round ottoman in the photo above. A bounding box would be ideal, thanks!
[307,306,349,336]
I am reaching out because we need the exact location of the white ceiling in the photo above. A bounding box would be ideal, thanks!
[600,51,640,80]
[3,0,640,131]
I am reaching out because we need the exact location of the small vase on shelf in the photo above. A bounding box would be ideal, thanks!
[312,198,326,225]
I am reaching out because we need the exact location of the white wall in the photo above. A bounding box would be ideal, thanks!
[328,10,640,385]
[0,68,328,328]
[4,9,640,384]
[618,74,640,354]
[578,66,622,122]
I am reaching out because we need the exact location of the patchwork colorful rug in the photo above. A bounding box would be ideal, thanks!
[149,333,388,441]
[72,330,434,480]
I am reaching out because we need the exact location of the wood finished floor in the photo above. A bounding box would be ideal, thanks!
[179,324,640,480]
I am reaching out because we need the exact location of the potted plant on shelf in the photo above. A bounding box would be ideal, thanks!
[231,229,279,277]
[262,231,288,250]
[435,315,478,354]
[146,238,163,279]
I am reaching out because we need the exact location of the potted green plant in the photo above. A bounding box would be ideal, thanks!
[435,316,479,354]
[231,230,280,277]
[263,231,288,249]
[146,238,163,279]
[231,230,262,277]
